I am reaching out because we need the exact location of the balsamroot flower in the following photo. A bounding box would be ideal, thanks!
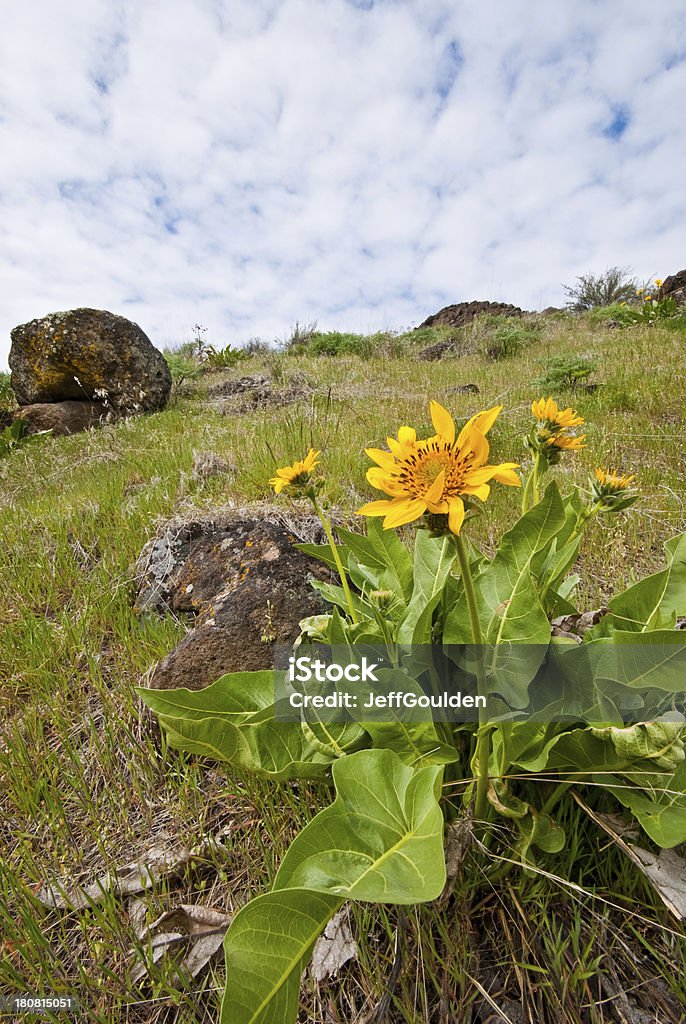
[591,467,638,512]
[530,397,586,462]
[269,448,321,495]
[357,401,520,534]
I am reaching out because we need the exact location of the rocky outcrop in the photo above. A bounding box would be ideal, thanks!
[9,308,171,414]
[660,269,686,305]
[14,400,107,436]
[416,300,525,331]
[135,512,332,691]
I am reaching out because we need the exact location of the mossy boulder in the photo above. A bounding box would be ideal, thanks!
[9,308,171,413]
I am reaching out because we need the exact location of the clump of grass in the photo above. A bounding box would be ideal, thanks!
[0,371,15,411]
[476,314,543,360]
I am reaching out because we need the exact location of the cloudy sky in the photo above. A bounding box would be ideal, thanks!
[2,0,685,366]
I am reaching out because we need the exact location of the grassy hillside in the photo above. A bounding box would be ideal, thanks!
[1,312,685,1022]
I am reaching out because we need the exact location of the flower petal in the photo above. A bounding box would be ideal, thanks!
[423,468,445,505]
[366,466,405,495]
[357,499,395,517]
[430,401,456,444]
[457,405,502,446]
[490,465,521,487]
[383,498,427,529]
[447,497,465,535]
[460,482,490,501]
[365,447,397,470]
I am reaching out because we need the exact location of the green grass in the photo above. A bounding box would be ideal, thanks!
[1,313,685,1022]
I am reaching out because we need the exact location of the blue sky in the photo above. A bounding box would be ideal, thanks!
[1,0,685,366]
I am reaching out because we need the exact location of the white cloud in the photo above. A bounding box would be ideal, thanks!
[1,0,685,367]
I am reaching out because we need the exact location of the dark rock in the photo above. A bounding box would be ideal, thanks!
[416,300,525,332]
[0,409,13,430]
[208,375,271,398]
[660,269,686,306]
[14,400,107,435]
[209,373,309,412]
[446,383,480,395]
[417,339,459,362]
[9,307,171,413]
[135,512,333,691]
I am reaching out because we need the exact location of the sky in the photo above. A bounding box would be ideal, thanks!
[2,0,686,366]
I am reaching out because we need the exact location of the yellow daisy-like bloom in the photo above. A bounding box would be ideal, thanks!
[357,402,520,534]
[531,397,585,429]
[269,448,321,494]
[594,467,636,492]
[655,278,664,287]
[549,432,586,451]
[531,396,586,451]
[636,288,643,295]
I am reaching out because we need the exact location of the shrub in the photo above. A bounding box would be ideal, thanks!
[164,353,203,383]
[563,266,637,310]
[204,344,249,370]
[536,355,596,390]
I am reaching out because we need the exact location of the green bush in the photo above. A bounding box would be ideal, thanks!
[204,344,249,370]
[163,353,204,383]
[536,355,596,390]
[563,266,637,310]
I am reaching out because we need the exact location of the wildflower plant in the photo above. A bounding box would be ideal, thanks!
[138,399,686,1024]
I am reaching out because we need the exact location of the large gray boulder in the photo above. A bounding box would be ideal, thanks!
[9,308,171,413]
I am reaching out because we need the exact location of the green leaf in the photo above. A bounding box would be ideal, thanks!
[220,748,446,1024]
[310,579,369,619]
[444,485,565,706]
[398,532,457,644]
[586,532,686,637]
[136,671,276,724]
[590,633,686,694]
[353,668,458,766]
[337,519,413,601]
[294,542,342,571]
[158,711,340,780]
[221,889,343,1024]
[599,760,686,848]
[137,674,352,780]
[276,748,446,901]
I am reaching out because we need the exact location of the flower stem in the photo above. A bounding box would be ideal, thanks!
[453,533,491,828]
[522,451,543,513]
[312,497,359,624]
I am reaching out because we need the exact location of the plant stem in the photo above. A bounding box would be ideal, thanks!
[540,774,583,816]
[453,533,491,828]
[522,451,543,513]
[312,497,359,624]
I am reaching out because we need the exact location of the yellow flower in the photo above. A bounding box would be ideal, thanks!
[655,278,664,287]
[594,467,636,492]
[357,401,520,534]
[531,396,585,429]
[644,294,652,302]
[531,397,585,455]
[269,448,321,494]
[636,288,643,295]
[548,432,586,451]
